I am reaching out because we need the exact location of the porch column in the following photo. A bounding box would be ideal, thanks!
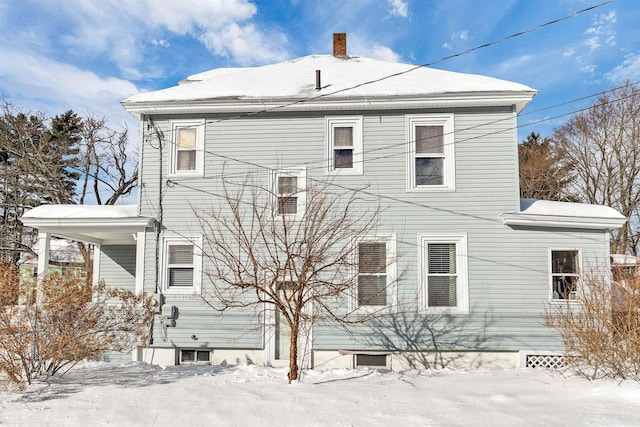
[36,232,51,304]
[135,231,146,295]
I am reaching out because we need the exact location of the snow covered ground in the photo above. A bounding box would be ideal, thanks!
[1,362,639,426]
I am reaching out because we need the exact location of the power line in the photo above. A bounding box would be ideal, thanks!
[194,0,612,125]
[154,80,639,181]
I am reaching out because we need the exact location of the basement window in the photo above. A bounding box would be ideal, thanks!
[355,354,388,368]
[180,349,211,364]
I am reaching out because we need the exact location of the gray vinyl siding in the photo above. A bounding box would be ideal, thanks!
[99,245,136,291]
[97,245,137,363]
[136,107,612,353]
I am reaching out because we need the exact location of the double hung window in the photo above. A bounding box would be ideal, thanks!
[325,116,363,175]
[274,168,306,218]
[420,235,468,313]
[170,120,204,176]
[407,114,455,190]
[550,250,580,300]
[355,236,396,310]
[163,238,202,293]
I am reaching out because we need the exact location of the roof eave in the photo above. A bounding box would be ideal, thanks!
[122,91,537,119]
[501,213,627,230]
[20,217,154,229]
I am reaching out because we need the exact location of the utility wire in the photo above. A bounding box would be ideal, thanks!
[193,0,612,125]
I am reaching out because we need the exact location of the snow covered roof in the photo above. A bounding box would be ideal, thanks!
[122,55,536,116]
[501,199,626,230]
[20,205,154,244]
[610,254,640,267]
[22,204,139,220]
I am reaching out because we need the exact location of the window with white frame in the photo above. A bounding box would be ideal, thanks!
[420,235,468,313]
[325,116,363,174]
[406,114,455,190]
[356,236,396,309]
[550,250,580,300]
[163,238,202,293]
[273,168,306,218]
[170,119,204,175]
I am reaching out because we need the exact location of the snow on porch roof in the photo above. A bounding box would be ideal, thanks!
[20,204,154,244]
[122,54,536,114]
[501,199,626,230]
[22,204,139,220]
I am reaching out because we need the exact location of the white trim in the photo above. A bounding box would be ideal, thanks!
[272,167,307,220]
[406,114,455,191]
[352,234,397,313]
[123,92,537,118]
[501,213,626,230]
[135,231,146,295]
[168,119,205,177]
[93,244,101,286]
[548,248,582,302]
[419,234,469,315]
[325,116,363,175]
[161,236,203,294]
[36,232,51,304]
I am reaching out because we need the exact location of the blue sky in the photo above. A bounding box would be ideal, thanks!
[0,0,637,141]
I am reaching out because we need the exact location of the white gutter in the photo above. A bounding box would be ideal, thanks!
[122,91,537,119]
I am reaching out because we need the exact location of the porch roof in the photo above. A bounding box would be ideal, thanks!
[501,199,626,230]
[20,204,154,244]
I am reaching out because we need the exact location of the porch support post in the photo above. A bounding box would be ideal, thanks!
[135,231,146,295]
[36,232,50,304]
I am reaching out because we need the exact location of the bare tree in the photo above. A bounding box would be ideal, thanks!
[545,267,640,381]
[518,132,572,201]
[552,82,640,254]
[75,116,139,281]
[195,169,387,382]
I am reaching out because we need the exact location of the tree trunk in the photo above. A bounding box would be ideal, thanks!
[288,322,299,383]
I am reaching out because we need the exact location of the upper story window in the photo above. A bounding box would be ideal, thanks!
[170,119,205,176]
[355,235,396,311]
[163,237,202,293]
[419,234,468,314]
[550,249,580,300]
[273,167,307,219]
[325,116,363,175]
[406,114,455,191]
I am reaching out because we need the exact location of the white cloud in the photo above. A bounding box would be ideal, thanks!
[581,64,597,74]
[387,0,408,18]
[563,49,575,57]
[606,52,640,83]
[151,39,170,48]
[200,23,290,66]
[0,47,139,127]
[37,0,290,72]
[348,36,401,62]
[583,10,616,50]
[585,37,601,50]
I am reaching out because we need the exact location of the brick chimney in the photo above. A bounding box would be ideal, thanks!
[333,33,346,57]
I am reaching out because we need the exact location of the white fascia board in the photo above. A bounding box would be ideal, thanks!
[122,91,537,118]
[20,217,154,230]
[501,213,627,230]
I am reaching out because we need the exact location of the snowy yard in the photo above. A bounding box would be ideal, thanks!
[1,362,639,426]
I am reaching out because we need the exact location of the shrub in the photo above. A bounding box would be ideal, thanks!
[545,268,640,380]
[0,261,152,389]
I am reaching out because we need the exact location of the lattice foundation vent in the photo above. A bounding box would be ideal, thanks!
[526,354,566,369]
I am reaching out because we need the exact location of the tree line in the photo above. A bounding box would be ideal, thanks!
[0,101,138,276]
[519,82,640,255]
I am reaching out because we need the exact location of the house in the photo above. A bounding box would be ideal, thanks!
[21,34,626,370]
